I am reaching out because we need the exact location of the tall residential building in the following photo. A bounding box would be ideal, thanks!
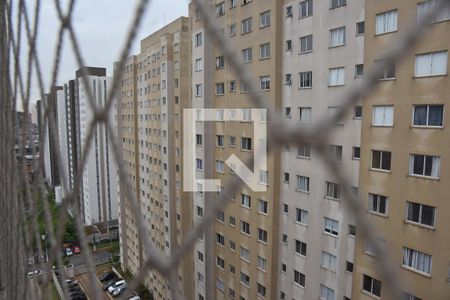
[116,17,193,299]
[189,1,282,299]
[279,0,364,299]
[353,1,450,299]
[56,67,119,225]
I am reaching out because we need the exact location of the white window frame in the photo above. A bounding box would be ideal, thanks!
[299,35,313,53]
[297,175,310,192]
[328,67,345,86]
[415,51,448,77]
[329,26,346,47]
[376,10,398,35]
[406,201,435,227]
[324,217,339,236]
[372,105,394,126]
[368,193,389,216]
[402,247,432,275]
[260,10,270,28]
[409,154,440,178]
[260,43,270,59]
[412,104,444,127]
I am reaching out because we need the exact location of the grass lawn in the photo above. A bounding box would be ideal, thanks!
[49,281,60,300]
[91,240,119,253]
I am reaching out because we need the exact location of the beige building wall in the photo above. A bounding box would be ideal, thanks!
[116,17,193,300]
[354,1,450,299]
[280,0,364,299]
[189,1,283,299]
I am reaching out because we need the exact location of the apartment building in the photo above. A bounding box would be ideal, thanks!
[279,0,364,299]
[55,67,119,225]
[353,1,450,299]
[116,17,193,299]
[190,1,283,299]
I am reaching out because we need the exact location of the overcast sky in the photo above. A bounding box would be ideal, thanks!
[21,0,188,107]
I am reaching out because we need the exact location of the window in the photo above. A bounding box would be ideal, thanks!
[372,106,394,126]
[330,27,345,47]
[321,251,337,271]
[229,240,236,251]
[331,0,346,9]
[296,208,309,225]
[403,292,423,300]
[260,11,270,28]
[257,283,266,297]
[363,274,382,297]
[286,6,293,17]
[195,58,203,71]
[198,251,204,262]
[257,256,267,271]
[241,137,252,150]
[299,71,313,88]
[216,278,225,292]
[376,60,396,79]
[295,240,307,256]
[196,134,203,146]
[229,136,236,147]
[259,76,270,91]
[418,0,450,23]
[371,150,392,171]
[216,160,225,173]
[216,55,225,69]
[283,204,289,214]
[197,206,203,217]
[229,23,237,36]
[300,35,313,53]
[286,40,292,51]
[353,147,361,159]
[329,67,345,86]
[297,176,310,192]
[326,182,340,199]
[242,18,252,34]
[258,228,268,243]
[348,224,356,236]
[195,32,203,46]
[215,83,225,95]
[230,0,237,8]
[196,158,203,170]
[216,2,225,17]
[240,271,250,286]
[376,10,398,34]
[368,193,388,215]
[346,261,354,273]
[258,199,268,214]
[240,220,250,235]
[299,0,313,18]
[298,143,311,158]
[284,172,290,183]
[281,234,288,244]
[242,109,252,121]
[195,84,203,97]
[406,201,435,227]
[242,47,252,63]
[402,247,432,275]
[242,0,252,5]
[324,217,339,236]
[415,51,448,77]
[260,43,270,59]
[413,105,443,127]
[320,285,335,300]
[356,21,365,35]
[216,233,225,245]
[409,154,440,177]
[355,64,364,77]
[354,105,363,118]
[285,107,292,118]
[299,107,312,122]
[217,211,225,222]
[259,170,268,184]
[293,270,305,287]
[216,135,225,147]
[216,256,225,269]
[328,145,342,161]
[284,73,292,85]
[229,216,236,226]
[229,80,237,92]
[241,193,251,208]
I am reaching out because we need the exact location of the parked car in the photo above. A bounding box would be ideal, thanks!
[112,283,127,297]
[73,246,81,254]
[69,291,87,300]
[99,270,117,282]
[128,296,141,300]
[27,270,42,278]
[65,247,73,256]
[108,280,126,293]
[64,279,78,286]
[102,278,120,291]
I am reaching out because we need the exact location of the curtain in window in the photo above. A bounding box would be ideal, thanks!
[431,156,440,177]
[413,106,427,125]
[403,247,432,274]
[300,108,311,122]
[431,51,448,75]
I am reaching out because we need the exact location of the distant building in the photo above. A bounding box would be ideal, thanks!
[55,67,119,225]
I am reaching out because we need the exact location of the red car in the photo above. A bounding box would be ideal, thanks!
[73,246,81,254]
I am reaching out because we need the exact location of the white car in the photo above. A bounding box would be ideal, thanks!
[128,296,140,300]
[27,270,42,278]
[112,283,127,297]
[108,280,125,293]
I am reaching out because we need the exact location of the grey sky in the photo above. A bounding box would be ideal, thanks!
[22,0,188,106]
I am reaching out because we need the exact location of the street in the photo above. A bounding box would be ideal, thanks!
[69,251,112,267]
